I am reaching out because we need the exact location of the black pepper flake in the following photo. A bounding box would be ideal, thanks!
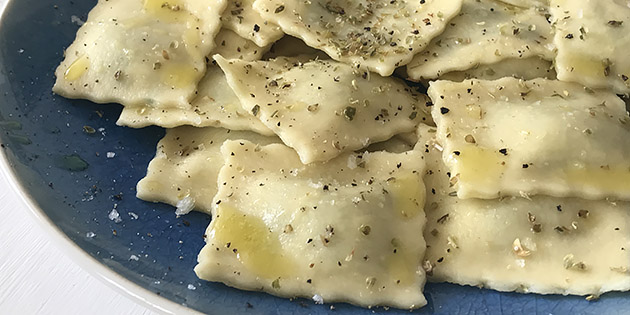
[554,226,569,233]
[274,5,285,13]
[359,225,371,235]
[253,24,260,32]
[499,148,508,155]
[437,213,449,224]
[531,224,542,233]
[343,106,357,121]
[522,164,529,169]
[565,33,574,39]
[556,205,562,212]
[440,107,450,114]
[608,20,623,27]
[453,151,461,156]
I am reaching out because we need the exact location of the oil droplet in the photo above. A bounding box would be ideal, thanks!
[561,55,606,78]
[212,204,296,279]
[386,241,418,286]
[136,106,148,115]
[160,62,199,89]
[57,154,89,171]
[8,134,31,145]
[0,120,22,130]
[64,55,90,81]
[452,146,505,186]
[387,174,425,219]
[566,167,630,197]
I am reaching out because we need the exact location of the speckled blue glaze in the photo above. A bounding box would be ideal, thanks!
[0,0,628,314]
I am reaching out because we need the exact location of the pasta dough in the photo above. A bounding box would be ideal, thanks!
[117,29,273,134]
[136,127,278,213]
[428,78,630,200]
[434,57,555,82]
[195,140,427,309]
[418,124,630,296]
[263,35,329,60]
[407,0,554,80]
[53,0,225,107]
[253,0,463,76]
[496,0,549,7]
[221,0,284,47]
[216,56,431,163]
[550,0,630,94]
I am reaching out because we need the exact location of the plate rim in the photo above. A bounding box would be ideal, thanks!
[0,0,200,312]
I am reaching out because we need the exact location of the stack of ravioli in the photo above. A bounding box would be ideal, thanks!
[53,0,630,310]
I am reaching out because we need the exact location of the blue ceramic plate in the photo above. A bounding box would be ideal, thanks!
[0,0,628,314]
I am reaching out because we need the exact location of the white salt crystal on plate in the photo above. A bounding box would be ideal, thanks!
[175,195,195,216]
[108,208,121,223]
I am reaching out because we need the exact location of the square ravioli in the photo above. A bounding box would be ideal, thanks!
[117,29,273,134]
[550,0,630,94]
[407,0,554,80]
[417,125,630,296]
[428,78,630,200]
[215,56,431,163]
[136,127,278,213]
[195,140,428,309]
[252,0,463,76]
[53,0,225,107]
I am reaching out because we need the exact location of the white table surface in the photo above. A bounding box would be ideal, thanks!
[0,172,159,314]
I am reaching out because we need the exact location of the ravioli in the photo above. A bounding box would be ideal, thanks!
[53,0,225,107]
[136,127,278,213]
[221,0,284,47]
[435,57,555,82]
[428,78,630,200]
[252,0,463,76]
[417,125,630,296]
[117,29,273,134]
[195,140,427,309]
[215,56,431,163]
[407,0,554,80]
[550,0,630,94]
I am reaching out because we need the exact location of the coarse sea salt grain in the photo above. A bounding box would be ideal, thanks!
[108,208,122,223]
[175,195,195,216]
[106,152,116,158]
[85,231,96,238]
[187,284,197,290]
[312,294,324,305]
[129,255,139,261]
